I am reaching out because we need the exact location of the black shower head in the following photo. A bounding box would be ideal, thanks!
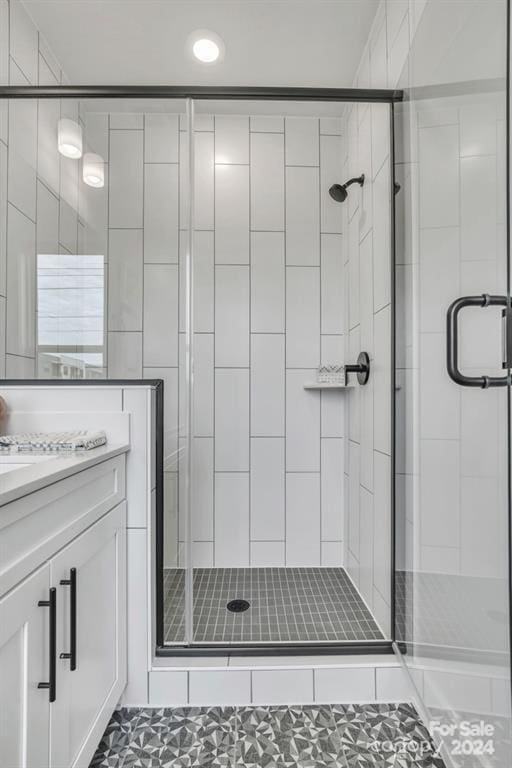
[328,183,348,203]
[329,174,365,203]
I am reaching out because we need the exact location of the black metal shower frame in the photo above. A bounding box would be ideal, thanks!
[0,84,402,658]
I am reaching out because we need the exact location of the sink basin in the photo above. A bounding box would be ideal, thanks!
[0,462,32,475]
[0,454,56,475]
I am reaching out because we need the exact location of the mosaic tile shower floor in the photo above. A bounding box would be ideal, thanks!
[164,567,384,644]
[89,703,445,767]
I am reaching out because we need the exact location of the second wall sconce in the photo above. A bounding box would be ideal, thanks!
[58,118,83,159]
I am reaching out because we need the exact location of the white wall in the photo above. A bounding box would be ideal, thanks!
[185,114,346,569]
[354,0,512,761]
[79,109,347,569]
[0,0,84,378]
[342,2,396,636]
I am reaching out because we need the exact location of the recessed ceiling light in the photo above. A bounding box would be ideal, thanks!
[187,29,225,64]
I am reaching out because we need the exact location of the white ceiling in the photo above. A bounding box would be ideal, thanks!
[23,0,379,87]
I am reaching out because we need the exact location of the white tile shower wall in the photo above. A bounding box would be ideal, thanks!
[364,0,508,584]
[0,0,87,378]
[0,29,348,569]
[343,3,395,634]
[180,115,346,567]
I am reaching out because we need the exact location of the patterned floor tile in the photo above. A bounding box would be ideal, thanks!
[236,705,344,767]
[89,703,446,768]
[119,707,236,768]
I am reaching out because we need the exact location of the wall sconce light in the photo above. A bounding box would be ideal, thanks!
[57,118,83,159]
[82,153,105,188]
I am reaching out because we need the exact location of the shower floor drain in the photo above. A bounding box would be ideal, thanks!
[227,599,250,613]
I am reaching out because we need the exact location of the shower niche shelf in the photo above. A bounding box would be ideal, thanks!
[303,382,355,391]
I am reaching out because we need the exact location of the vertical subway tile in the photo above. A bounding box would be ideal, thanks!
[250,132,285,231]
[144,163,179,263]
[285,118,319,166]
[285,166,320,265]
[108,332,143,378]
[215,164,249,264]
[6,203,35,357]
[215,368,249,471]
[348,441,360,560]
[373,305,391,455]
[320,233,343,334]
[109,129,143,228]
[286,473,321,566]
[419,124,459,228]
[461,155,497,262]
[373,451,391,604]
[321,541,343,567]
[191,438,214,541]
[10,0,38,85]
[286,266,320,367]
[286,369,320,472]
[8,70,37,220]
[251,232,285,333]
[320,135,343,234]
[321,438,344,541]
[193,231,214,332]
[359,230,374,352]
[143,264,179,366]
[193,333,214,437]
[215,473,250,566]
[250,542,285,567]
[110,113,143,129]
[250,437,285,541]
[37,79,60,195]
[420,439,460,548]
[215,116,249,164]
[251,334,285,437]
[36,180,59,256]
[192,131,214,231]
[372,158,391,312]
[250,116,284,133]
[144,114,179,163]
[108,229,143,331]
[215,265,249,366]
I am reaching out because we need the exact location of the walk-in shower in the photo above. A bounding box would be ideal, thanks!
[0,87,397,652]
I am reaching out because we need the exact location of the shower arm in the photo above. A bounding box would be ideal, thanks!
[344,351,370,386]
[343,174,365,190]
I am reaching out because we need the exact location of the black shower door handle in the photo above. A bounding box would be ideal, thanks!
[446,294,511,388]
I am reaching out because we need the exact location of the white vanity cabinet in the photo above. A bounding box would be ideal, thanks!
[0,452,128,768]
[0,563,51,768]
[50,502,126,768]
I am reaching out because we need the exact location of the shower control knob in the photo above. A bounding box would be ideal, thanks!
[344,351,370,385]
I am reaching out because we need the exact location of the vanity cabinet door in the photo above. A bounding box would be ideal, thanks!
[49,502,127,768]
[0,564,51,768]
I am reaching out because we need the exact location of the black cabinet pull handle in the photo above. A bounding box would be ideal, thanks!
[38,587,57,702]
[59,568,77,671]
[446,294,511,388]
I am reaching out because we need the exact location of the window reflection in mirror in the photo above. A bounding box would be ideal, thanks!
[36,253,105,379]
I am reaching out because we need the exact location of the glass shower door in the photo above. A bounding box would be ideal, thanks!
[394,0,511,763]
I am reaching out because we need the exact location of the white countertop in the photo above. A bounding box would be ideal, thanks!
[0,443,130,507]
